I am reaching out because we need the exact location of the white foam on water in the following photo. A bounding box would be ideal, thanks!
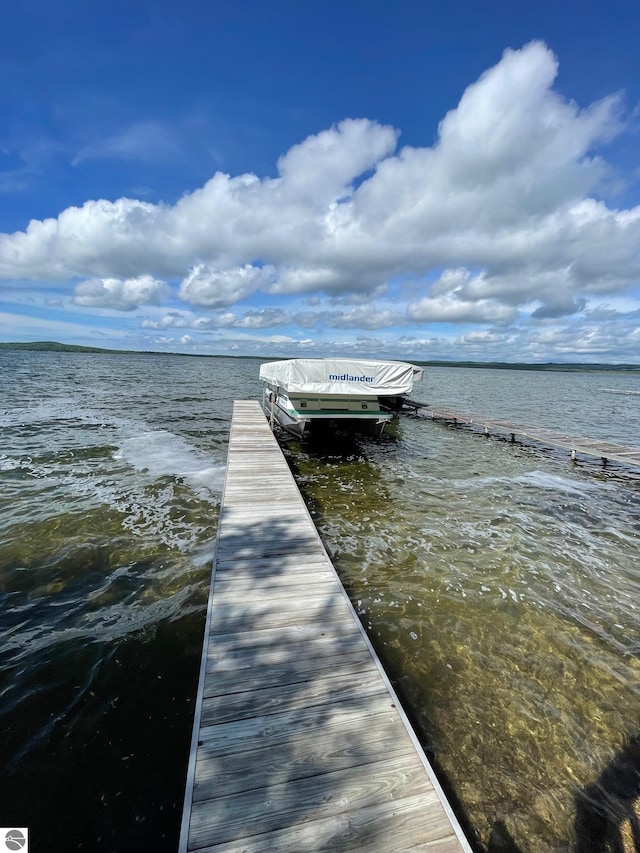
[450,469,614,496]
[0,400,136,431]
[4,414,226,554]
[513,469,614,495]
[190,539,218,567]
[0,454,21,471]
[113,430,226,499]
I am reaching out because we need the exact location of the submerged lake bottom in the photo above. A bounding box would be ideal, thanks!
[284,417,640,852]
[1,352,640,851]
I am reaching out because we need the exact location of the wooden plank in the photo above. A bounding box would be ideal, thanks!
[208,624,361,654]
[207,623,361,657]
[219,506,309,519]
[213,552,326,567]
[183,794,456,853]
[206,627,367,667]
[203,650,374,695]
[207,592,348,623]
[213,569,336,589]
[217,527,316,546]
[214,568,335,584]
[180,400,471,853]
[211,581,340,604]
[193,723,418,800]
[207,610,360,637]
[195,698,404,761]
[215,540,321,559]
[188,757,433,849]
[200,671,389,726]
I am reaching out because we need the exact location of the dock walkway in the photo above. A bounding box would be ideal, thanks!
[412,404,640,469]
[180,400,471,853]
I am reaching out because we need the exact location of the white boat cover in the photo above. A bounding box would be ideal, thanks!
[259,358,423,396]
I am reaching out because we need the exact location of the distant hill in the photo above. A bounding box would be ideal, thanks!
[0,341,245,358]
[1,341,638,371]
[0,340,125,354]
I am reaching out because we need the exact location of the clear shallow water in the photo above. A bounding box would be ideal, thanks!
[1,352,640,851]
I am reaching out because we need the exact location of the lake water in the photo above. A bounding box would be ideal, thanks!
[1,351,640,852]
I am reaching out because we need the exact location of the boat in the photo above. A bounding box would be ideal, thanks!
[259,358,424,438]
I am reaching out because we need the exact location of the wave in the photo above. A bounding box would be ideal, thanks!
[450,469,614,496]
[113,430,225,500]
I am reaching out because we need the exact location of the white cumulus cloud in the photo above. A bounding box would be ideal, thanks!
[1,40,639,358]
[72,275,169,310]
[178,263,275,308]
[407,269,519,324]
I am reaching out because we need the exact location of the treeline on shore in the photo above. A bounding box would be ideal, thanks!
[1,340,639,372]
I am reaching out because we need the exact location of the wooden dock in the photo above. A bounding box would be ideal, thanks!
[412,404,640,469]
[179,400,471,853]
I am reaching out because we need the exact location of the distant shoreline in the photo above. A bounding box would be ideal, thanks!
[1,340,639,373]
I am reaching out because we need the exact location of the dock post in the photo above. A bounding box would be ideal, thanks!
[420,405,640,470]
[269,388,276,428]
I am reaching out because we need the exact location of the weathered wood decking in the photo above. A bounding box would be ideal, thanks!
[412,404,640,469]
[180,400,471,853]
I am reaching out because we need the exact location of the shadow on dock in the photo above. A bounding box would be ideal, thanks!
[187,510,473,850]
[184,401,496,849]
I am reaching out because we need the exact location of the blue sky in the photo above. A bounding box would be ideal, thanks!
[2,0,640,362]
